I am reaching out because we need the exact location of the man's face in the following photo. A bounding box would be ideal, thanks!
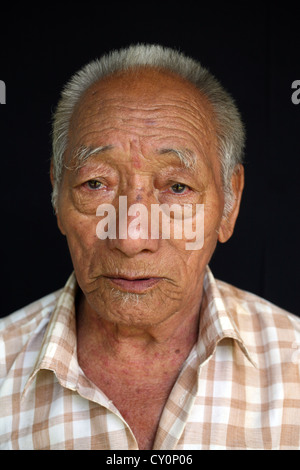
[54,69,242,328]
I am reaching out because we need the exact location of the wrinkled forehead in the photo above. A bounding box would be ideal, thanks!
[72,67,216,127]
[68,68,219,169]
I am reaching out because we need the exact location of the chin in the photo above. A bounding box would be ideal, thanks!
[93,288,167,328]
[110,287,145,306]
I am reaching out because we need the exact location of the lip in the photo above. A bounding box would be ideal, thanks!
[104,275,162,293]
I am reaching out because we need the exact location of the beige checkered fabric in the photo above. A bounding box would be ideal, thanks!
[1,267,300,450]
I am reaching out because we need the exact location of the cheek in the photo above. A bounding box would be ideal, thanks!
[63,213,99,260]
[167,204,222,275]
[167,199,221,251]
[203,195,224,230]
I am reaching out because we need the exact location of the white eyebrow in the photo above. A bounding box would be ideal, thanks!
[157,148,196,170]
[65,145,197,171]
[65,145,114,171]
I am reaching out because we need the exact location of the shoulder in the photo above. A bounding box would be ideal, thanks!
[214,276,300,392]
[0,290,61,330]
[0,290,62,373]
[216,278,300,329]
[215,278,300,366]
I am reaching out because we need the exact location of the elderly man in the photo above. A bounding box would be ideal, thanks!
[1,44,300,450]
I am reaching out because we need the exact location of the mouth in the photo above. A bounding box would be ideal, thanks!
[104,275,162,293]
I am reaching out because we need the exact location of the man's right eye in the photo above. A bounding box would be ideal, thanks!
[85,180,103,190]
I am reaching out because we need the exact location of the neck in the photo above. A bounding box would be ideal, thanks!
[76,288,203,452]
[76,291,202,368]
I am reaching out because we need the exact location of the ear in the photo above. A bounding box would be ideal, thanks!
[50,158,55,189]
[50,159,66,236]
[218,164,244,243]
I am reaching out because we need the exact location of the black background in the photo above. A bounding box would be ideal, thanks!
[0,3,299,318]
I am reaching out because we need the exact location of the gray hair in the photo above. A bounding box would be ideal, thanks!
[51,44,245,214]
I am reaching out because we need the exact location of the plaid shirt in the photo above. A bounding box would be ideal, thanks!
[1,267,300,450]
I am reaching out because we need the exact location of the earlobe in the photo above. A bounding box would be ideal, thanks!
[56,212,66,236]
[218,164,244,243]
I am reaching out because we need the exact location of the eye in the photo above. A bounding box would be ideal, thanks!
[170,183,189,194]
[85,179,103,190]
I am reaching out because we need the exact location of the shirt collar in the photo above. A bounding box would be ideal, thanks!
[23,266,257,398]
[22,272,80,398]
[197,266,258,368]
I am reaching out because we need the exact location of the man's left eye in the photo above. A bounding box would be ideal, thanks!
[170,183,188,194]
[86,180,103,190]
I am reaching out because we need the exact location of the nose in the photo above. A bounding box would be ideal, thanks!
[108,192,160,257]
